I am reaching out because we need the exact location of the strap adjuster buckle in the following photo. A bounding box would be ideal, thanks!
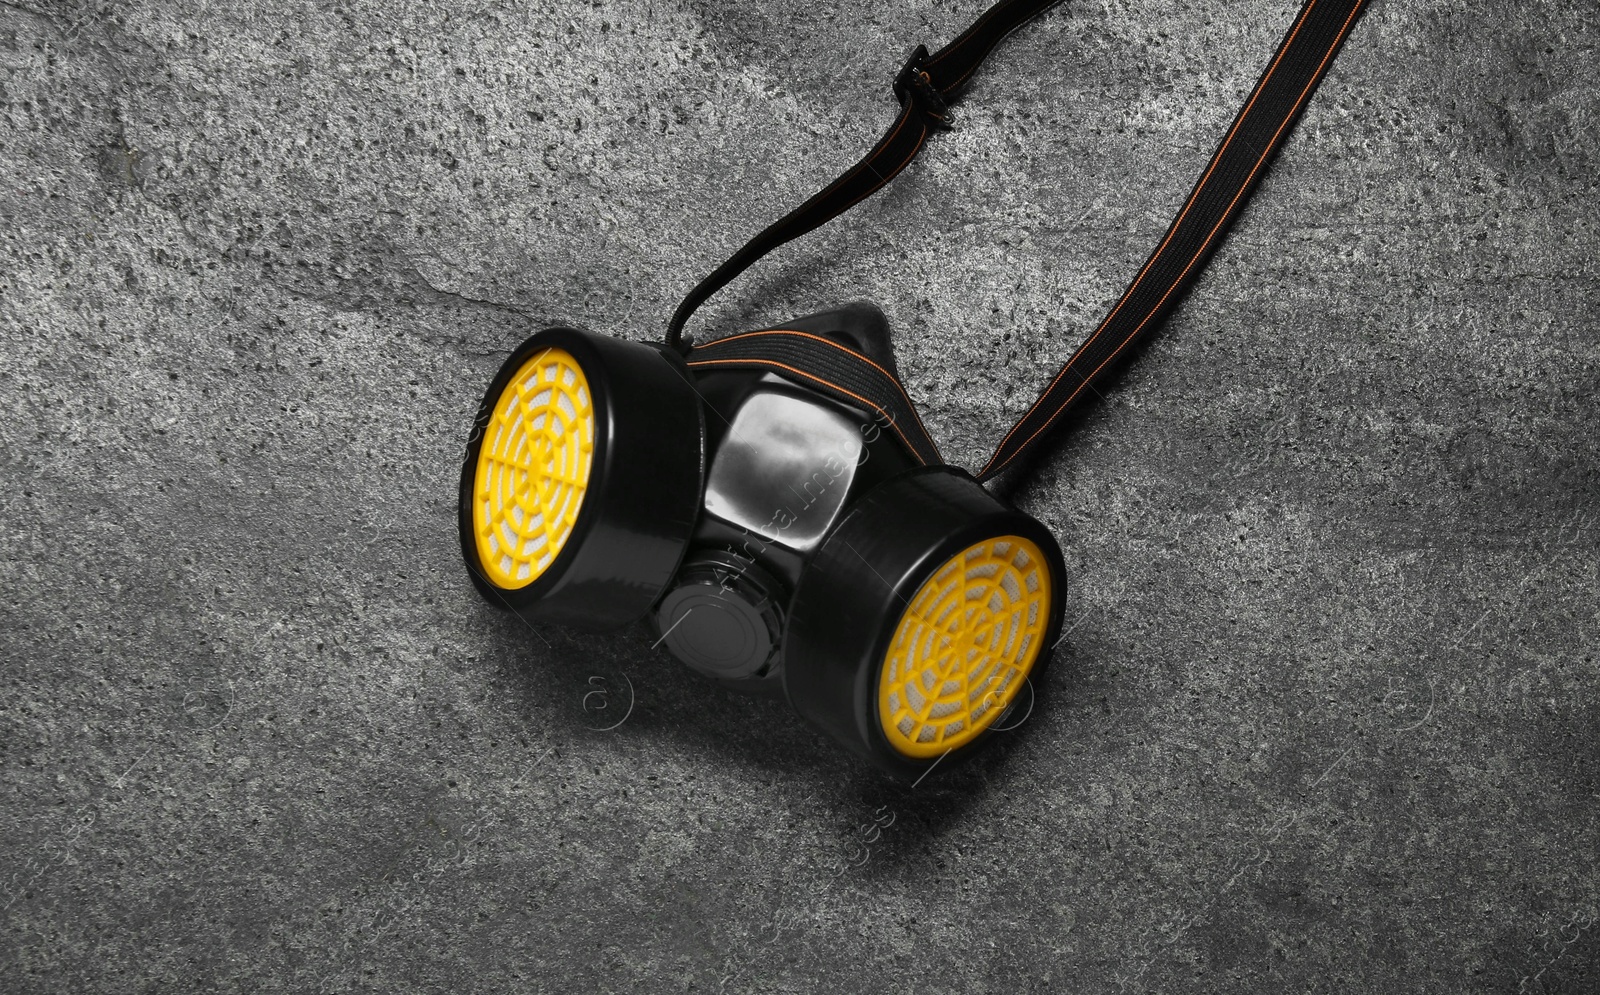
[894,44,954,130]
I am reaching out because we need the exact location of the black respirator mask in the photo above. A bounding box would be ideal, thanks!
[456,0,1369,779]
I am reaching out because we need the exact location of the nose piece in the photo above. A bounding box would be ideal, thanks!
[770,301,905,383]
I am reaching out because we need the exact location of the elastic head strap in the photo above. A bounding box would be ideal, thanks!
[978,0,1370,481]
[670,0,1371,486]
[664,0,1064,353]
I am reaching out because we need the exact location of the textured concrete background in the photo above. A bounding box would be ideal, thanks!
[2,0,1597,991]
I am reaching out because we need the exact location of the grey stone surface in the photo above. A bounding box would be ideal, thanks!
[2,0,1597,991]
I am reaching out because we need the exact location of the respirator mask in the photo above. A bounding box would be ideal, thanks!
[456,0,1369,778]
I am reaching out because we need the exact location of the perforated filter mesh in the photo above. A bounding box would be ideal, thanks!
[471,347,595,589]
[877,535,1052,758]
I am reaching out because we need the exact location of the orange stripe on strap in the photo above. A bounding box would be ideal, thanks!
[693,328,941,457]
[983,0,1364,479]
[982,0,1324,477]
[685,357,931,463]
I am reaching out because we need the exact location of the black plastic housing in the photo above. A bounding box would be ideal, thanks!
[457,327,706,629]
[782,466,1068,779]
[457,305,1069,780]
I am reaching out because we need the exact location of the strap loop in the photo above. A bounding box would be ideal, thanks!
[894,45,955,129]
